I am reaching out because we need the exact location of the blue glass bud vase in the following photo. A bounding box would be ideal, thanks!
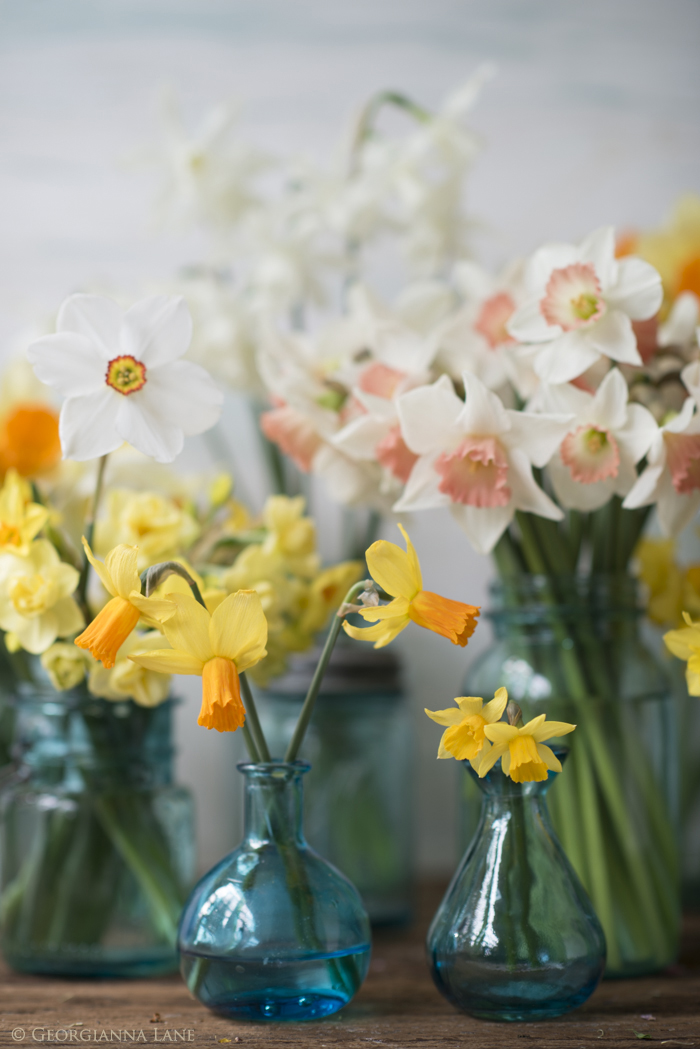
[428,754,606,1021]
[178,762,372,1021]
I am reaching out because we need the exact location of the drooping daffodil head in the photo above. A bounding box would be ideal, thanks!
[479,713,576,783]
[663,610,700,695]
[344,523,480,649]
[128,589,268,733]
[425,687,508,768]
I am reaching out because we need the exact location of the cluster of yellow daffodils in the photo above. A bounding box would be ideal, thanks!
[636,538,700,628]
[426,688,576,783]
[664,612,700,694]
[94,488,200,572]
[344,524,480,649]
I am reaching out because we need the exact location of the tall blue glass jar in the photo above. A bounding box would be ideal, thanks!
[0,675,195,977]
[256,639,412,924]
[179,761,371,1021]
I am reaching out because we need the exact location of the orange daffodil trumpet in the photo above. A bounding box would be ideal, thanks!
[128,590,267,733]
[344,524,480,648]
[425,688,508,767]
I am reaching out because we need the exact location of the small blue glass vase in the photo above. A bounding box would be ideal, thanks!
[178,761,371,1021]
[428,754,606,1021]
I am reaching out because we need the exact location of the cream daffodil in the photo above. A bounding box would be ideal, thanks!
[343,523,480,648]
[664,611,700,695]
[425,687,508,765]
[0,468,49,555]
[128,589,268,732]
[75,540,174,669]
[0,539,84,654]
[479,713,576,783]
[89,631,172,708]
[40,642,88,691]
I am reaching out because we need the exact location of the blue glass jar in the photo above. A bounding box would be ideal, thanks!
[179,761,371,1021]
[429,755,606,1022]
[0,677,194,977]
[0,644,17,773]
[256,640,412,924]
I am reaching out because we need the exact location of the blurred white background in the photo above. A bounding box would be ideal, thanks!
[0,0,698,876]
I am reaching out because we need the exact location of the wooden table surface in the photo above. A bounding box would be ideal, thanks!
[1,886,698,1049]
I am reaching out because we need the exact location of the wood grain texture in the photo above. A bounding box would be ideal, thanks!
[1,886,698,1048]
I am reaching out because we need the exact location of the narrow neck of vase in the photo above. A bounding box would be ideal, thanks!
[239,761,309,847]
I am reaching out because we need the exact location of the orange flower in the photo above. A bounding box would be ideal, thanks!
[344,524,480,648]
[0,403,61,477]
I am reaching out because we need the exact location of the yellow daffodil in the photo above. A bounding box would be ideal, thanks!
[425,688,508,765]
[94,489,200,571]
[664,611,700,694]
[75,540,173,669]
[636,538,700,627]
[0,468,49,555]
[298,560,365,636]
[40,641,88,691]
[128,589,268,732]
[343,524,480,649]
[0,539,84,654]
[0,403,61,478]
[479,713,576,783]
[262,495,319,577]
[89,631,172,708]
[636,193,700,304]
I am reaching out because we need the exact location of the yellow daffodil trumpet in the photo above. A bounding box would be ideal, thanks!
[664,610,700,694]
[480,712,576,783]
[425,688,508,766]
[344,524,480,649]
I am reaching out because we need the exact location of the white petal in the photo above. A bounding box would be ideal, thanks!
[660,292,699,347]
[57,294,123,357]
[622,462,664,510]
[507,298,558,343]
[588,367,628,431]
[615,403,658,464]
[504,410,572,468]
[142,360,223,435]
[587,310,641,365]
[656,472,700,536]
[59,389,123,461]
[393,454,450,512]
[525,243,578,294]
[115,395,184,464]
[606,257,663,320]
[612,455,640,498]
[508,449,563,519]
[533,331,601,384]
[333,415,390,460]
[27,333,107,397]
[396,375,463,455]
[452,260,494,300]
[548,454,615,512]
[681,361,700,407]
[664,396,697,434]
[458,372,511,437]
[120,296,193,367]
[578,227,617,289]
[450,502,514,555]
[536,381,591,416]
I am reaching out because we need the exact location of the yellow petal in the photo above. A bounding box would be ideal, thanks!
[129,591,178,624]
[437,733,453,759]
[104,544,140,599]
[160,592,214,664]
[536,743,562,772]
[210,590,268,671]
[484,722,519,743]
[397,524,422,592]
[365,529,421,600]
[481,687,509,724]
[129,647,204,676]
[477,741,507,776]
[343,615,407,648]
[664,626,698,660]
[687,666,700,695]
[530,719,576,743]
[82,537,116,597]
[357,596,410,622]
[425,706,465,727]
[455,696,485,715]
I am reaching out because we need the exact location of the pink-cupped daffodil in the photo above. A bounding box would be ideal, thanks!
[343,523,480,649]
[425,687,508,766]
[478,713,576,783]
[663,611,700,694]
[75,540,174,669]
[128,589,267,732]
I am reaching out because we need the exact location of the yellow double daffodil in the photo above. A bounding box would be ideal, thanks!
[343,524,480,649]
[0,468,49,555]
[664,611,700,694]
[128,589,268,732]
[478,713,576,783]
[75,540,173,668]
[425,688,508,765]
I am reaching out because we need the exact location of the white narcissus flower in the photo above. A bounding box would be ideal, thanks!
[507,227,663,385]
[27,294,223,464]
[658,291,700,350]
[539,369,658,512]
[623,393,700,535]
[394,372,572,554]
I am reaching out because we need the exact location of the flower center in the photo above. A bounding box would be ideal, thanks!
[540,263,607,332]
[474,292,516,349]
[435,437,511,508]
[560,424,620,483]
[443,714,487,760]
[9,573,54,617]
[106,355,147,396]
[0,524,22,547]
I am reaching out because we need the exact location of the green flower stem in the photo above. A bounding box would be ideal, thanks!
[349,90,430,172]
[239,672,271,762]
[285,580,370,763]
[77,453,109,614]
[241,723,261,763]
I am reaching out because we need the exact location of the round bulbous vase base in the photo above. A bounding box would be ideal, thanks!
[3,948,178,980]
[180,947,371,1021]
